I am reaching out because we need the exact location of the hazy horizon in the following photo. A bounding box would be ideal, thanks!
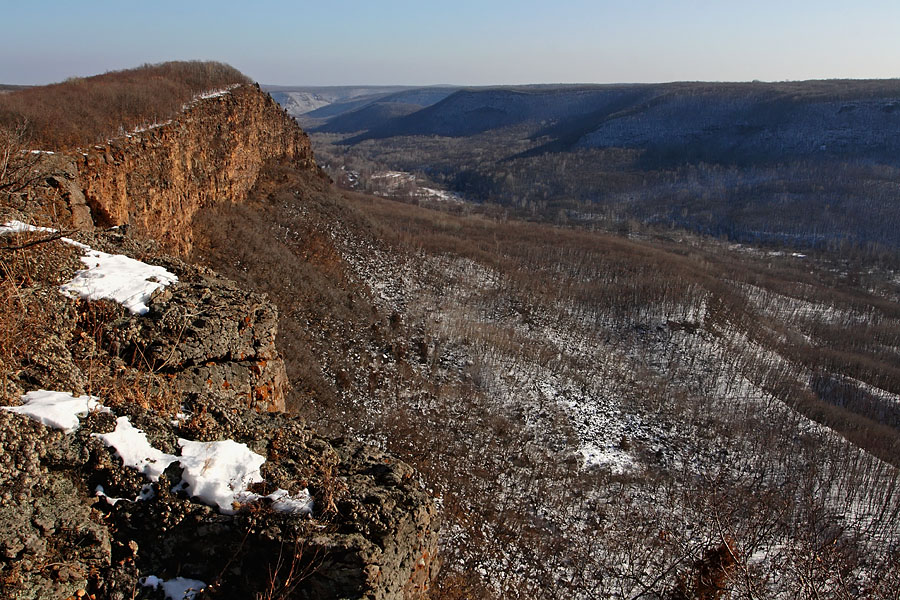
[3,1,898,87]
[260,77,900,89]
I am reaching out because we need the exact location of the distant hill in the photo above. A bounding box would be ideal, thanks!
[263,85,415,118]
[310,80,900,166]
[312,87,461,133]
[264,85,461,129]
[315,101,424,134]
[295,79,900,254]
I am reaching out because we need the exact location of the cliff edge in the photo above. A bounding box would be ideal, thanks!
[0,79,438,599]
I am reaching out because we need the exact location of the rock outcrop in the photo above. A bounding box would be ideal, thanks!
[0,79,438,599]
[108,266,289,413]
[76,84,318,254]
[0,388,439,600]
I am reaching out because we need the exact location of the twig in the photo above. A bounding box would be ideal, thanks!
[0,230,76,251]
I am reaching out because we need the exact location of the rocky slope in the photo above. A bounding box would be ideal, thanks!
[76,84,318,255]
[0,83,438,599]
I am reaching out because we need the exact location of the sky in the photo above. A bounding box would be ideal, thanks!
[2,1,899,86]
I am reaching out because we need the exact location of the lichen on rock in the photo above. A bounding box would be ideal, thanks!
[0,82,438,599]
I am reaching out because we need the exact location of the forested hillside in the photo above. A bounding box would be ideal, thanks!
[289,80,900,257]
[194,160,900,598]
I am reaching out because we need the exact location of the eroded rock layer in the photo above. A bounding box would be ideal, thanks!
[77,84,318,254]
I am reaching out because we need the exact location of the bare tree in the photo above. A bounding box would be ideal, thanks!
[0,120,42,199]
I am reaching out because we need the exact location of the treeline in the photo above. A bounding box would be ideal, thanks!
[310,123,900,262]
[0,60,250,149]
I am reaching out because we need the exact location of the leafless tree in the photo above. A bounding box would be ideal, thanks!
[0,120,42,199]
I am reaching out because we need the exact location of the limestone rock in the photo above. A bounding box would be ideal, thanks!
[77,85,319,255]
[108,266,289,412]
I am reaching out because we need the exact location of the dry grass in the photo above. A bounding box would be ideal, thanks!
[0,224,180,416]
[0,61,250,150]
[0,227,82,400]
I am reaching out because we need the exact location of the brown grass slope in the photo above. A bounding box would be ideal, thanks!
[0,60,250,149]
[193,160,900,596]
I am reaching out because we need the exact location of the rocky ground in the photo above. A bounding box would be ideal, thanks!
[0,209,438,600]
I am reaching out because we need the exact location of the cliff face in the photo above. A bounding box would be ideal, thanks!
[77,84,318,254]
[0,82,438,600]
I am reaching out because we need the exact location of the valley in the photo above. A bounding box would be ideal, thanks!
[0,64,898,598]
[275,81,900,257]
[194,161,900,597]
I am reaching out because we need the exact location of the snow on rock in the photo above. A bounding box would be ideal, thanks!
[92,416,179,481]
[0,220,57,235]
[184,84,241,108]
[132,119,173,134]
[0,220,178,315]
[84,411,314,515]
[92,419,313,514]
[175,439,314,515]
[95,483,156,506]
[140,575,207,600]
[4,385,313,516]
[59,248,178,315]
[197,89,230,100]
[263,488,315,515]
[95,485,125,506]
[176,439,267,514]
[1,390,107,433]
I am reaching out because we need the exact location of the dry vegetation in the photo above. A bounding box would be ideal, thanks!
[192,162,900,598]
[0,61,250,149]
[5,62,898,595]
[0,221,182,418]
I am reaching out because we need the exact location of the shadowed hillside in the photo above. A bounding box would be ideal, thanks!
[296,79,900,257]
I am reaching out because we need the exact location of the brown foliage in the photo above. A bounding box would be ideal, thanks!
[0,120,43,199]
[0,61,250,150]
[671,540,739,600]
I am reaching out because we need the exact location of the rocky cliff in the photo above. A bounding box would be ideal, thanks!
[0,83,438,599]
[76,84,318,254]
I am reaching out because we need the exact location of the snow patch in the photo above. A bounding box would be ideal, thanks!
[2,390,107,433]
[132,119,173,134]
[92,418,313,514]
[176,439,313,515]
[92,416,179,481]
[95,485,124,506]
[60,248,178,315]
[176,438,266,514]
[1,220,178,315]
[263,487,315,515]
[580,444,637,474]
[0,220,56,236]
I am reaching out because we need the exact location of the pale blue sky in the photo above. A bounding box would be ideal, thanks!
[2,1,898,85]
